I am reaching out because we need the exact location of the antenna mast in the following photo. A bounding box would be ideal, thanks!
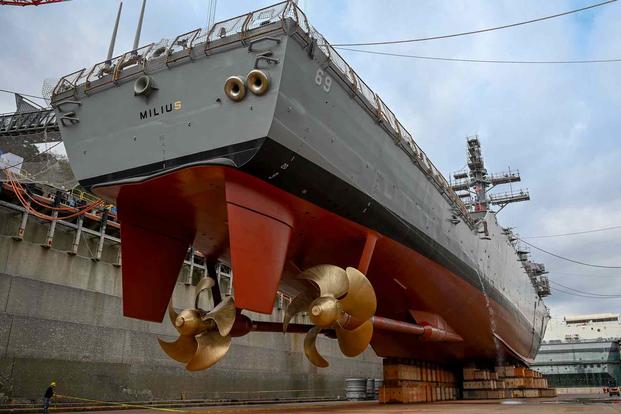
[206,0,217,32]
[106,1,123,62]
[451,136,530,216]
[132,0,147,51]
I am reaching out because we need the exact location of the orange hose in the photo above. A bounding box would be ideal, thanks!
[7,172,104,221]
[9,174,75,212]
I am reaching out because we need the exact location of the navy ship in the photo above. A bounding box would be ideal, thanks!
[50,1,549,371]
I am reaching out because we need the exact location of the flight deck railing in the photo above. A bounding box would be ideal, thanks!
[51,0,474,227]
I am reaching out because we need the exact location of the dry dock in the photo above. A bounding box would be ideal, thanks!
[77,398,621,414]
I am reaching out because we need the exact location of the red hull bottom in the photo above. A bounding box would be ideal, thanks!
[95,165,533,363]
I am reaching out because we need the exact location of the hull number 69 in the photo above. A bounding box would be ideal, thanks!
[315,68,332,93]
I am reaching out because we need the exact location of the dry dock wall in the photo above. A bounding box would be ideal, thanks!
[0,205,381,401]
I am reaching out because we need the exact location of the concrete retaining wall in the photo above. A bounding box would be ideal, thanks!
[0,206,381,401]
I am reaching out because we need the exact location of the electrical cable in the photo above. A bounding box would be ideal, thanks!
[551,285,621,299]
[0,88,46,101]
[552,271,621,279]
[550,284,621,299]
[549,280,621,297]
[523,225,621,239]
[335,47,621,65]
[0,141,63,172]
[518,238,621,269]
[331,0,617,47]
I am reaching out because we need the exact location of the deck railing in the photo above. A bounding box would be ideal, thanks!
[52,0,474,227]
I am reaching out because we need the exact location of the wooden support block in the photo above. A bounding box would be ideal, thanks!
[539,388,557,398]
[413,364,421,381]
[504,378,526,389]
[523,389,540,398]
[384,364,418,381]
[504,366,516,378]
[426,383,433,402]
[495,366,506,378]
[383,364,398,380]
[514,367,526,377]
[463,368,477,381]
[476,370,490,380]
[463,390,487,400]
[511,389,525,398]
[463,380,497,390]
[484,390,507,399]
[380,385,427,404]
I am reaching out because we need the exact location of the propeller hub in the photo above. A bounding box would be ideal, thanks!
[308,296,339,328]
[176,309,205,336]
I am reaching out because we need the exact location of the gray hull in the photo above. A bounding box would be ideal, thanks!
[51,3,548,363]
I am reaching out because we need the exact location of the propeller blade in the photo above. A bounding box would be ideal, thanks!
[339,267,377,321]
[186,330,232,371]
[336,319,373,357]
[283,291,316,333]
[203,296,236,337]
[303,326,329,368]
[195,277,216,309]
[158,335,198,363]
[298,265,349,299]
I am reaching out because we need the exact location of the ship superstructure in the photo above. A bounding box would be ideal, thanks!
[49,1,549,371]
[450,137,551,298]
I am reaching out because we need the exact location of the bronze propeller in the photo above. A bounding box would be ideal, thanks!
[283,265,377,367]
[158,277,236,371]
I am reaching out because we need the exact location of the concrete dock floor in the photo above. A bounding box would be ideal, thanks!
[88,396,621,414]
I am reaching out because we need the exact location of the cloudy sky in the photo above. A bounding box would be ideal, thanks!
[1,0,620,320]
